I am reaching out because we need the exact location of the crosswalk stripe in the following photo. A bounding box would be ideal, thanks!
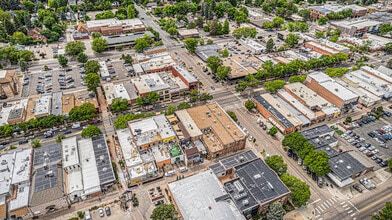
[342,204,348,208]
[326,200,333,206]
[345,207,351,210]
[316,207,321,214]
[340,201,346,205]
[323,203,329,209]
[318,205,324,211]
[332,197,338,203]
[348,210,353,214]
[351,213,356,217]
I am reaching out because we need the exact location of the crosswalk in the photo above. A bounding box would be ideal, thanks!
[314,199,357,220]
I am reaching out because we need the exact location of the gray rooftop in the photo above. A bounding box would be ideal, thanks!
[308,135,338,150]
[314,145,340,158]
[91,135,116,186]
[103,31,154,46]
[195,44,221,62]
[33,143,62,167]
[253,95,294,129]
[172,65,198,84]
[329,152,367,180]
[301,124,334,140]
[51,91,63,115]
[273,94,311,126]
[224,158,291,212]
[210,151,258,175]
[8,108,24,120]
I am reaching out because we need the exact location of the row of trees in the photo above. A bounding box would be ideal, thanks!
[236,52,349,91]
[261,0,298,18]
[265,155,311,207]
[282,132,331,177]
[0,46,35,66]
[206,56,233,81]
[0,102,97,137]
[114,112,157,129]
[232,27,257,39]
[164,102,191,115]
[95,4,137,20]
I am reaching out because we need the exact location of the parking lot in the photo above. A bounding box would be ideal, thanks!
[22,66,86,97]
[341,116,392,168]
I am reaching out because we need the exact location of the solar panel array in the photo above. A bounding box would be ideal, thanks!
[34,164,59,192]
[92,135,116,185]
[33,143,62,167]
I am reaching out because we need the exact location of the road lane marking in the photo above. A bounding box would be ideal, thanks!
[311,198,321,204]
[348,201,360,212]
[340,201,346,205]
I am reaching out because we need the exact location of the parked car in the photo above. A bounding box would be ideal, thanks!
[105,206,111,216]
[379,161,388,167]
[165,170,175,177]
[353,184,363,193]
[18,139,28,145]
[317,177,323,188]
[63,130,72,134]
[98,207,104,217]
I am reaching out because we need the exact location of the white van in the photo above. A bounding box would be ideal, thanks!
[179,167,188,173]
[72,122,80,129]
[165,170,175,177]
[85,210,91,220]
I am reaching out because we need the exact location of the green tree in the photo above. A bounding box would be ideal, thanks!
[127,4,136,18]
[315,31,325,39]
[226,111,238,122]
[345,117,352,123]
[183,38,198,53]
[265,155,287,175]
[318,17,329,25]
[282,132,308,152]
[178,102,191,110]
[77,53,88,63]
[304,150,330,177]
[69,102,97,121]
[150,204,178,220]
[385,42,392,54]
[272,17,285,28]
[207,39,214,44]
[85,73,100,92]
[220,48,229,58]
[245,100,255,111]
[164,105,177,115]
[298,9,311,21]
[81,125,102,138]
[84,60,100,73]
[122,54,133,64]
[298,142,314,160]
[58,55,68,67]
[147,92,160,103]
[92,38,108,53]
[289,75,306,83]
[266,38,275,53]
[280,173,310,207]
[65,41,86,57]
[18,58,28,73]
[167,27,178,37]
[207,56,222,73]
[372,202,392,220]
[56,134,65,143]
[223,19,230,34]
[92,32,101,39]
[134,37,150,53]
[387,59,392,69]
[388,158,392,170]
[264,80,286,93]
[111,98,129,112]
[266,202,286,220]
[31,140,41,148]
[285,33,299,48]
[325,68,349,77]
[216,66,231,81]
[269,126,278,136]
[76,211,84,219]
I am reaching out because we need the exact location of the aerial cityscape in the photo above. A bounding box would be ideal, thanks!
[0,0,392,220]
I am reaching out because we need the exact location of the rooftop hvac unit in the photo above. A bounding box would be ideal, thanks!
[234,181,244,193]
[242,199,249,206]
[234,192,247,201]
[46,170,54,177]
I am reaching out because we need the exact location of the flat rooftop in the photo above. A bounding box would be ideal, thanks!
[103,32,154,46]
[178,28,199,36]
[350,70,392,92]
[172,65,198,84]
[86,18,144,28]
[168,170,245,220]
[11,148,32,185]
[91,135,116,186]
[0,153,15,195]
[307,72,359,102]
[78,138,100,195]
[329,152,367,180]
[210,150,259,175]
[301,124,334,139]
[51,91,63,115]
[332,20,382,29]
[377,65,392,77]
[335,78,381,104]
[342,72,387,97]
[62,136,79,168]
[139,54,176,72]
[277,89,318,121]
[360,66,392,84]
[175,109,203,138]
[131,72,170,94]
[62,94,75,114]
[33,143,62,168]
[9,182,29,211]
[223,55,261,79]
[34,94,51,116]
[186,103,246,146]
[273,94,311,126]
[117,128,143,168]
[226,158,291,211]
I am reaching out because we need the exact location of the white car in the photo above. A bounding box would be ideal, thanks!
[341,134,347,138]
[372,149,379,154]
[362,149,369,154]
[98,207,104,217]
[368,146,375,151]
[358,147,366,152]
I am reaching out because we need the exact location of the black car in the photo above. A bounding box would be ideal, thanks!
[379,161,388,167]
[287,149,293,157]
[292,153,298,161]
[18,139,28,145]
[312,172,317,181]
[306,167,311,175]
[105,206,111,216]
[65,68,72,72]
[353,184,363,193]
[375,158,383,163]
[63,130,72,134]
[0,141,9,146]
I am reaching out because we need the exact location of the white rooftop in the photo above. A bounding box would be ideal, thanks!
[361,66,392,84]
[0,107,12,126]
[78,138,101,196]
[62,136,79,168]
[66,168,83,195]
[175,109,203,138]
[284,82,331,108]
[169,170,245,220]
[343,72,386,97]
[240,38,265,50]
[335,78,381,104]
[377,65,392,77]
[86,18,144,28]
[307,72,359,101]
[0,70,6,78]
[11,148,32,185]
[172,65,198,84]
[116,129,143,168]
[0,153,15,196]
[34,94,51,116]
[114,84,131,100]
[350,70,392,92]
[139,55,176,72]
[99,62,110,78]
[131,73,170,94]
[9,182,30,211]
[278,89,318,120]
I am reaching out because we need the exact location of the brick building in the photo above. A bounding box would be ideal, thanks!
[0,70,19,99]
[86,18,145,35]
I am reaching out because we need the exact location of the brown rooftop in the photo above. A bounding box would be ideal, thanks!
[62,94,75,114]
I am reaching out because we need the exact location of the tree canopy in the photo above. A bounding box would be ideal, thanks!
[92,37,108,53]
[245,100,255,111]
[85,60,100,73]
[280,173,310,207]
[81,125,102,138]
[265,155,287,176]
[85,73,101,92]
[304,150,330,177]
[114,112,156,129]
[111,98,128,112]
[372,201,392,220]
[69,102,97,121]
[150,204,178,220]
[183,38,198,53]
[207,56,222,73]
[66,41,86,56]
[266,202,286,220]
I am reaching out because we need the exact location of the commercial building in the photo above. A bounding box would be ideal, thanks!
[252,94,302,134]
[304,39,350,55]
[277,89,319,124]
[223,55,262,79]
[210,151,291,218]
[168,170,245,220]
[305,72,358,110]
[144,45,167,55]
[342,72,391,100]
[128,114,177,150]
[177,29,199,39]
[171,65,198,90]
[0,149,32,220]
[195,44,221,62]
[377,65,392,77]
[239,38,265,54]
[360,66,392,84]
[103,31,154,49]
[343,34,392,52]
[104,82,138,106]
[0,70,19,99]
[310,4,367,19]
[139,54,176,73]
[335,78,382,107]
[331,20,382,37]
[7,107,26,124]
[301,125,370,187]
[33,94,52,118]
[283,82,340,119]
[116,129,157,185]
[62,136,83,203]
[30,143,68,216]
[177,103,247,159]
[86,18,145,35]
